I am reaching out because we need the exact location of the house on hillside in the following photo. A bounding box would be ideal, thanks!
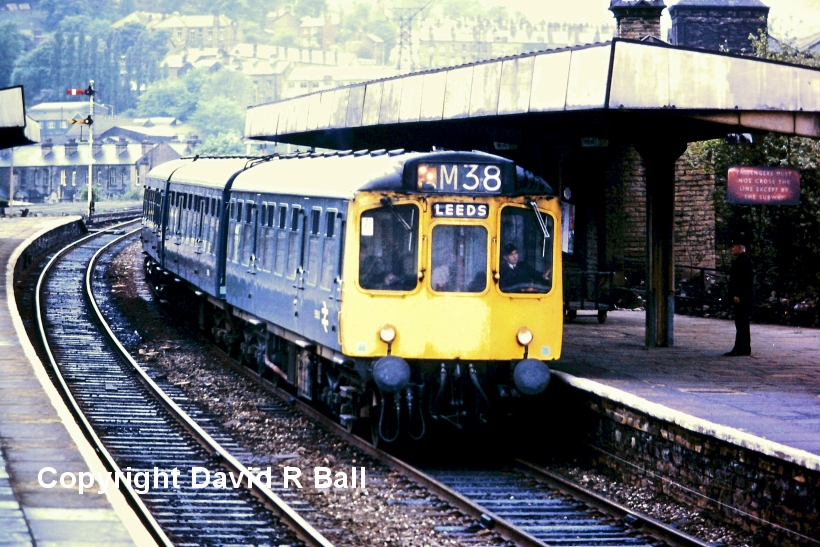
[27,102,113,143]
[0,140,190,202]
[115,12,240,53]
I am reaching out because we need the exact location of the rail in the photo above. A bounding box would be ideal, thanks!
[36,224,334,547]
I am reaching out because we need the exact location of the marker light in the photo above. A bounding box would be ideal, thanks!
[379,325,397,344]
[516,327,533,346]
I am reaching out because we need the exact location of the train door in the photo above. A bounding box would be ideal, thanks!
[324,209,345,344]
[296,206,340,348]
[292,206,307,327]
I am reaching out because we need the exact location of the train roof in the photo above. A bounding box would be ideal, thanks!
[231,152,418,199]
[145,150,554,198]
[144,158,196,189]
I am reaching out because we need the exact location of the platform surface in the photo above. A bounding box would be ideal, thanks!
[556,309,820,465]
[0,217,151,546]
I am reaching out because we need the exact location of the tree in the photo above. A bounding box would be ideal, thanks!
[294,0,328,18]
[689,31,820,308]
[0,23,27,88]
[136,79,198,119]
[188,96,246,136]
[201,70,254,109]
[192,132,246,155]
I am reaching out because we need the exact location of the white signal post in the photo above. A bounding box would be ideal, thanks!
[87,80,95,219]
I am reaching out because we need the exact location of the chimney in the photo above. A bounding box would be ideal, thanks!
[92,142,102,157]
[64,139,78,157]
[609,0,666,40]
[42,138,54,158]
[116,137,128,156]
[142,140,154,155]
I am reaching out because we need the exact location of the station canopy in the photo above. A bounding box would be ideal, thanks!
[0,86,40,150]
[245,39,820,151]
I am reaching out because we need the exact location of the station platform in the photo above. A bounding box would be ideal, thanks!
[0,217,154,546]
[556,309,820,468]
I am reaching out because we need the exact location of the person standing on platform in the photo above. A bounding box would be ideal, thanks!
[724,236,754,356]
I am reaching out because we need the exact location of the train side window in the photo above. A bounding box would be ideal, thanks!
[306,208,322,286]
[286,206,301,279]
[431,225,488,293]
[278,205,288,229]
[359,203,418,291]
[498,205,554,294]
[274,204,288,275]
[325,211,335,238]
[267,205,275,227]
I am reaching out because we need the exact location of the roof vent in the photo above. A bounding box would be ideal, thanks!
[388,148,405,156]
[353,149,369,157]
[338,150,353,157]
[370,149,386,157]
[298,152,311,158]
[323,150,338,157]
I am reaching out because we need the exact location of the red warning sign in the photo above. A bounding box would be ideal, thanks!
[727,166,800,206]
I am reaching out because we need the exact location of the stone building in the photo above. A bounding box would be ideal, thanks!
[668,0,769,53]
[0,140,187,203]
[114,12,240,54]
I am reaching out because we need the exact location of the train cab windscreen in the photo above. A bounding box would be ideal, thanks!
[359,203,419,291]
[431,225,488,292]
[499,206,554,293]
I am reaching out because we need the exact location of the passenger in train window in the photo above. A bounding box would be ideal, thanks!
[499,243,551,292]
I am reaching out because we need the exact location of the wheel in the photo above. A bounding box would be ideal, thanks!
[598,310,608,324]
[565,309,577,322]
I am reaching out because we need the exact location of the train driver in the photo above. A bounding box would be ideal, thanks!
[499,243,551,292]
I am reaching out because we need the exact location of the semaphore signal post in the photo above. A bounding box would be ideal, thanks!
[66,81,95,219]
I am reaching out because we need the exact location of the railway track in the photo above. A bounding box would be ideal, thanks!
[190,313,715,547]
[48,229,726,547]
[35,222,333,547]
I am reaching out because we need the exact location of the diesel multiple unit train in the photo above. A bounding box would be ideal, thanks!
[142,150,562,443]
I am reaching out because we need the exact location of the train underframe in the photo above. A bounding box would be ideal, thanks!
[146,258,542,445]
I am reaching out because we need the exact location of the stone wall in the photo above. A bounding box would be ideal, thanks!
[618,145,716,270]
[668,6,768,53]
[617,17,662,40]
[548,378,820,546]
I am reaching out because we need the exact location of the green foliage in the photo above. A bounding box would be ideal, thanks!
[188,96,246,136]
[136,79,197,119]
[271,28,300,47]
[201,70,254,108]
[338,2,397,60]
[9,19,168,113]
[79,185,104,202]
[122,186,145,201]
[0,23,27,88]
[294,0,328,18]
[689,31,820,298]
[191,132,246,155]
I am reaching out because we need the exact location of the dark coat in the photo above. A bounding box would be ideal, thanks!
[728,252,754,306]
[499,260,547,290]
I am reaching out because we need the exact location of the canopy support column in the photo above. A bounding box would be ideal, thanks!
[636,141,687,348]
